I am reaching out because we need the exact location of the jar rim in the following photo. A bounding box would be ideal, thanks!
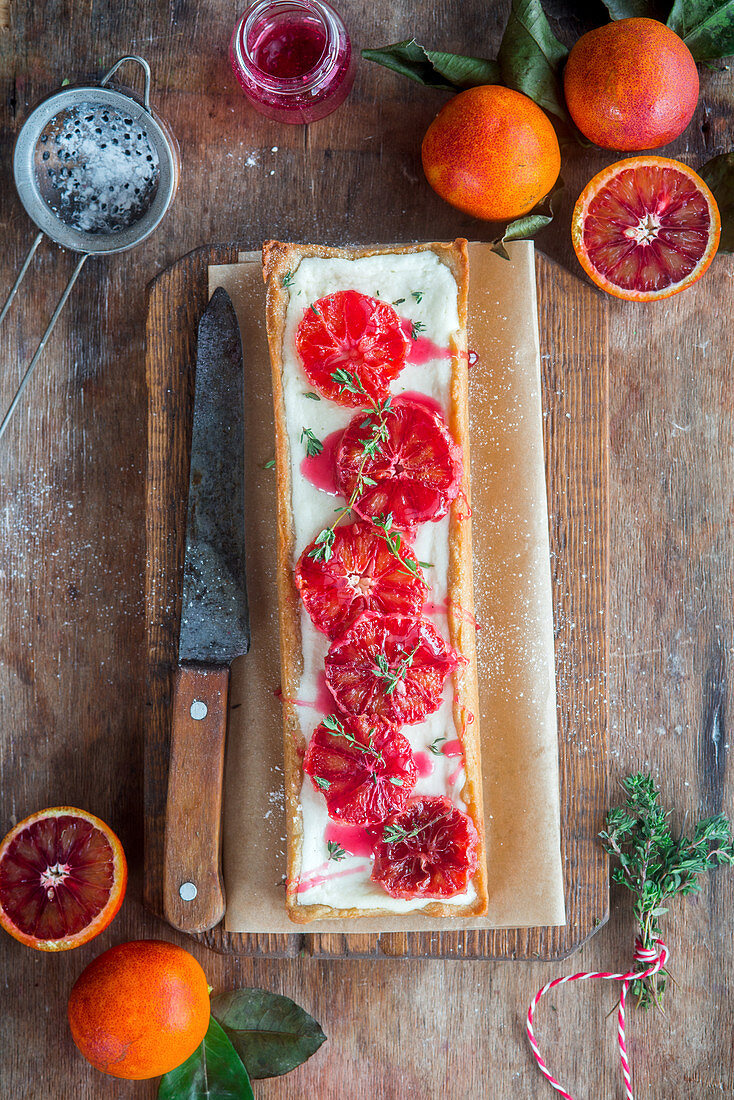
[233,0,342,93]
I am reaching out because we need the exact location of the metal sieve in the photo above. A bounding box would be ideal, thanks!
[0,55,179,441]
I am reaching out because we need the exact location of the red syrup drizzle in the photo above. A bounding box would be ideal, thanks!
[274,671,333,713]
[399,319,452,365]
[454,488,473,521]
[467,349,479,370]
[413,750,434,778]
[422,597,481,630]
[300,427,343,494]
[294,861,371,894]
[325,821,375,857]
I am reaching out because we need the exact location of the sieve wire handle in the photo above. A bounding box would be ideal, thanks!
[100,55,152,113]
[0,233,44,330]
[0,252,89,443]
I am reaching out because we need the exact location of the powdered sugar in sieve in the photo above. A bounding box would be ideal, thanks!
[33,102,160,234]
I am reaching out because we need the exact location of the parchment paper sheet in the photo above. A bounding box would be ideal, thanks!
[210,241,565,933]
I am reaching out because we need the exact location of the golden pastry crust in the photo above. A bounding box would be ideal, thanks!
[263,240,488,923]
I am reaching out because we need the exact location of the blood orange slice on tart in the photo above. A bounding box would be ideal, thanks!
[296,290,410,405]
[324,612,460,724]
[0,807,127,951]
[304,714,418,826]
[372,795,479,899]
[296,520,428,640]
[571,156,720,301]
[336,397,463,530]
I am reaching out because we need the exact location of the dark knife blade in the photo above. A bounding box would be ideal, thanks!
[178,286,249,665]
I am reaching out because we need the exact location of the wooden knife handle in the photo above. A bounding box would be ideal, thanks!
[163,665,229,932]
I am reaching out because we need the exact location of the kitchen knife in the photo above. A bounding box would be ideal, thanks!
[163,286,249,933]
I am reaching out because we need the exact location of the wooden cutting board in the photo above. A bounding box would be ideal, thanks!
[144,244,609,959]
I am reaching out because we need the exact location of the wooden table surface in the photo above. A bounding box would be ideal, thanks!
[1,2,732,1097]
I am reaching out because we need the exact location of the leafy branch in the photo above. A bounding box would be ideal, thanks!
[600,773,734,1009]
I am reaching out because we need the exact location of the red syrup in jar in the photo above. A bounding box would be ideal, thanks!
[230,0,355,124]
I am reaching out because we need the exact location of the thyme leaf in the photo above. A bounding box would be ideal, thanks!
[327,841,347,862]
[301,427,323,457]
[281,271,294,288]
[314,776,331,791]
[375,644,419,696]
[428,736,447,755]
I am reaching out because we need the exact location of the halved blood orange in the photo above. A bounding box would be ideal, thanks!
[336,397,463,530]
[304,714,417,825]
[296,290,410,406]
[325,612,460,724]
[0,807,127,951]
[372,795,479,899]
[296,520,428,640]
[572,156,721,301]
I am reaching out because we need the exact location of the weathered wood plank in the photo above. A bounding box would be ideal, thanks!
[0,0,731,1095]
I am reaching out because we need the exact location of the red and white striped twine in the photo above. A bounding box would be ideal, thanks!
[526,936,669,1100]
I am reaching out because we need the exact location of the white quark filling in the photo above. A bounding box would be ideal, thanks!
[281,251,476,912]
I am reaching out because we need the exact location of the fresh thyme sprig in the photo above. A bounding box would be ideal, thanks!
[599,773,734,1010]
[375,644,419,696]
[327,841,347,862]
[383,811,450,845]
[308,373,392,563]
[428,735,447,755]
[322,714,384,764]
[372,512,424,580]
[301,427,323,457]
[410,321,426,340]
[281,271,294,288]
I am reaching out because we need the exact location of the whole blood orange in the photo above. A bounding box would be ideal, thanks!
[572,156,720,301]
[68,940,210,1079]
[0,807,126,951]
[421,85,561,221]
[564,18,699,151]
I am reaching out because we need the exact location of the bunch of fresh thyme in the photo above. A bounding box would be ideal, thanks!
[599,773,734,1010]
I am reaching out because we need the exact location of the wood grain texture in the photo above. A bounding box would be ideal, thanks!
[144,244,608,958]
[163,665,229,932]
[0,0,732,1096]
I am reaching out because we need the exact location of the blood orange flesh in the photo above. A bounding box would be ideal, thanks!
[304,715,418,825]
[296,520,428,639]
[0,807,127,951]
[572,157,720,301]
[372,795,479,899]
[336,397,463,529]
[325,612,460,724]
[296,290,409,406]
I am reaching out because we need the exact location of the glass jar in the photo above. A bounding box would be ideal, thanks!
[230,0,355,124]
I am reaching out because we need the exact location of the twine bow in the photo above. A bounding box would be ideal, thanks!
[526,937,669,1100]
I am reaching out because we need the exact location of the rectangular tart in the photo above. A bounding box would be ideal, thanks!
[263,240,488,922]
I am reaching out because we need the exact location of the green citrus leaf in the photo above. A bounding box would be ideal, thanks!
[602,0,671,17]
[699,152,734,251]
[157,1017,253,1100]
[667,0,734,60]
[497,0,569,122]
[211,989,327,1080]
[362,40,500,90]
[491,179,564,259]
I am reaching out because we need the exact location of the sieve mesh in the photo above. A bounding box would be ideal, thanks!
[33,102,161,234]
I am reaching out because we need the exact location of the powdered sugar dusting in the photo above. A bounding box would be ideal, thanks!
[35,103,160,234]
